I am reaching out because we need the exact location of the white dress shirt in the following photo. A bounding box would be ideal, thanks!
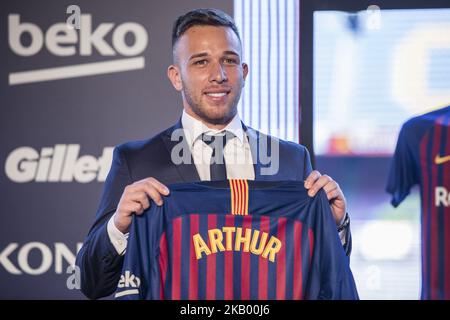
[181,110,255,180]
[107,110,346,254]
[108,111,254,254]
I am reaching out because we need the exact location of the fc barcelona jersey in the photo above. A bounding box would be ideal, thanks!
[114,180,358,300]
[386,106,450,299]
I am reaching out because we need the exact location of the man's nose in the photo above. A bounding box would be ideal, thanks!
[209,62,228,83]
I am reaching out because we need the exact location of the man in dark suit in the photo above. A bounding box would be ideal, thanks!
[75,8,351,299]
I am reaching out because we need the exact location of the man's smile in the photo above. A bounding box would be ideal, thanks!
[203,87,231,102]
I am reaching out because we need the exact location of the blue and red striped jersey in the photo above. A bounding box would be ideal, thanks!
[115,180,358,300]
[387,106,450,300]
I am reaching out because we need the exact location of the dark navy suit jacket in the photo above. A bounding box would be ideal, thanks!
[75,121,351,299]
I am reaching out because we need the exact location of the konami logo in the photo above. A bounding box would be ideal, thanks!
[8,14,148,85]
[0,242,82,275]
[4,144,113,183]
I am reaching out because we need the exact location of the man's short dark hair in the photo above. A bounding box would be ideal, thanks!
[172,8,241,49]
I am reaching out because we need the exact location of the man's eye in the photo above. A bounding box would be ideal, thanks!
[224,58,237,64]
[194,60,207,66]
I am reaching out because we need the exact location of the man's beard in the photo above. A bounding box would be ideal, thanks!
[182,82,241,125]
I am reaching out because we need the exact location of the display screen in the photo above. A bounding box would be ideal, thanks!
[314,8,450,155]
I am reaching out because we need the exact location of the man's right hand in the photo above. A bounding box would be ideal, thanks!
[114,177,170,233]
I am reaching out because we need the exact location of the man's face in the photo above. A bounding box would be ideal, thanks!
[168,26,248,126]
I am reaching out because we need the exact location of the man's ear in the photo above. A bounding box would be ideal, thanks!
[167,65,183,91]
[242,62,249,85]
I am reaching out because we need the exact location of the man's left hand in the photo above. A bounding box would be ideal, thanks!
[304,170,347,225]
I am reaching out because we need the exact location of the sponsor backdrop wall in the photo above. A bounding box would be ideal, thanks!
[0,0,233,299]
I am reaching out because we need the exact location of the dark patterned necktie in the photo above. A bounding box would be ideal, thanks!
[201,131,235,181]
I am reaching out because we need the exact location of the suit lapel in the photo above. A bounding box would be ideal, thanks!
[161,120,201,182]
[242,123,266,181]
[161,119,272,182]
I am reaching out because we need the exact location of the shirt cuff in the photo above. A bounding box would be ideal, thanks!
[338,229,347,246]
[337,212,350,246]
[107,213,129,255]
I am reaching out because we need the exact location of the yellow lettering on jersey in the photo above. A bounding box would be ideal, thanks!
[262,236,282,262]
[208,228,225,253]
[222,227,236,250]
[193,233,211,259]
[193,227,282,262]
[234,227,252,252]
[250,230,268,255]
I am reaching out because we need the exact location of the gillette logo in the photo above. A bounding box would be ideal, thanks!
[4,144,113,183]
[8,14,148,85]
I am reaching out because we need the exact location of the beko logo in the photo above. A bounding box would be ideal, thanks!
[8,13,148,85]
[4,144,113,183]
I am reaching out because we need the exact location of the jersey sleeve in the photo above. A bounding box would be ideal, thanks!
[303,145,313,178]
[114,214,150,300]
[306,191,359,300]
[386,122,419,207]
